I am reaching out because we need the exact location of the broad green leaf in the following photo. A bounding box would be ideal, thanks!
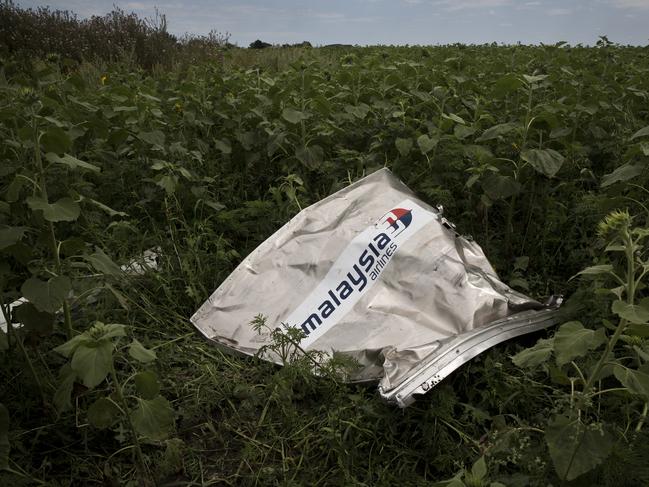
[131,396,174,441]
[417,134,438,154]
[476,122,517,142]
[53,334,91,357]
[70,340,113,389]
[630,126,649,140]
[546,415,613,481]
[471,456,487,480]
[481,174,521,200]
[45,153,100,173]
[601,163,644,187]
[511,338,554,368]
[135,371,160,399]
[138,130,165,146]
[442,113,466,125]
[87,397,120,429]
[26,196,80,222]
[493,74,524,95]
[156,174,178,194]
[129,339,157,363]
[295,145,324,169]
[85,248,122,276]
[40,126,71,154]
[520,149,565,178]
[14,302,54,334]
[523,74,548,84]
[613,365,649,399]
[0,227,27,250]
[0,403,9,470]
[53,364,77,413]
[282,107,308,124]
[81,196,127,217]
[81,322,126,341]
[395,137,413,156]
[345,103,370,119]
[213,138,232,154]
[553,321,606,366]
[575,264,614,277]
[453,125,476,140]
[21,276,71,313]
[612,300,649,324]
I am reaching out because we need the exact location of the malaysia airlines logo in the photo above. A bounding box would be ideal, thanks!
[283,199,436,348]
[378,207,413,237]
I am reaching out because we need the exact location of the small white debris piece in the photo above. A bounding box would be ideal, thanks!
[120,247,161,275]
[0,298,27,333]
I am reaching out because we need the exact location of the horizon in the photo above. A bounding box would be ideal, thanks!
[15,1,649,47]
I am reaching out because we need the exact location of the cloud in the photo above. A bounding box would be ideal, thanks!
[432,0,512,10]
[548,8,572,15]
[608,0,649,8]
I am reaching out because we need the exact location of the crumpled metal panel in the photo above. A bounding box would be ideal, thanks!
[191,168,560,406]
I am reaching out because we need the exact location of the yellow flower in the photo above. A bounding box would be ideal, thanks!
[100,75,108,85]
[174,102,183,113]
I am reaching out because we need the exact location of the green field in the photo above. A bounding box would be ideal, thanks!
[2,24,649,486]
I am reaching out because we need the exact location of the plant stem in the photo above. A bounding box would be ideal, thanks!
[110,364,150,485]
[33,122,74,338]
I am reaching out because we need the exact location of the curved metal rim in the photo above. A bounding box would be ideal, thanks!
[378,307,561,407]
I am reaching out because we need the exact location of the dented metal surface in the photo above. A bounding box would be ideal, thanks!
[191,168,561,406]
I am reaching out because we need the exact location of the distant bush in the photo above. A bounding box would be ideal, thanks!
[0,1,229,69]
[249,39,272,49]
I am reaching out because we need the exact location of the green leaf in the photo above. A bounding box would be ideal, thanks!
[0,403,9,470]
[40,126,71,154]
[613,365,649,399]
[601,163,645,187]
[0,329,7,351]
[129,339,157,363]
[21,276,71,313]
[70,340,113,389]
[213,138,232,154]
[282,107,309,124]
[417,134,438,154]
[553,321,606,366]
[546,415,613,481]
[345,103,370,119]
[53,364,77,413]
[395,137,413,156]
[442,113,466,125]
[454,125,476,140]
[630,126,649,140]
[131,396,174,441]
[520,149,565,178]
[97,323,126,340]
[26,196,80,222]
[481,174,521,200]
[45,153,100,173]
[53,334,91,357]
[138,130,165,146]
[612,300,649,324]
[88,397,120,429]
[85,248,122,276]
[81,196,127,218]
[575,264,615,278]
[0,227,27,251]
[14,302,54,335]
[135,371,160,399]
[476,122,517,142]
[511,338,554,368]
[471,456,487,480]
[295,145,324,169]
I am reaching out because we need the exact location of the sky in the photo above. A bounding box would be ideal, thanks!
[16,0,649,46]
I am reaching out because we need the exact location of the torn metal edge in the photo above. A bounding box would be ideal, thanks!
[378,304,562,407]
